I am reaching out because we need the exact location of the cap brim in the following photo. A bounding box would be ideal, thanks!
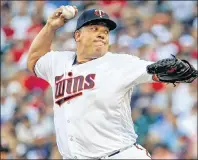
[77,18,117,31]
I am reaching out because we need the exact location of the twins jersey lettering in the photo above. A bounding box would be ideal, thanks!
[55,73,96,106]
[34,51,153,159]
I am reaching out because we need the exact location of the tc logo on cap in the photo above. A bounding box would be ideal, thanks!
[94,9,106,18]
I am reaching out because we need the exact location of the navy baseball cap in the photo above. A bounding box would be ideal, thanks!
[75,9,117,31]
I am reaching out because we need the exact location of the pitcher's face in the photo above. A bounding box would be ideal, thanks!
[75,24,110,57]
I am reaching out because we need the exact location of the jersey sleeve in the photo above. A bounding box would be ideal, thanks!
[132,59,154,85]
[118,54,154,88]
[34,50,74,84]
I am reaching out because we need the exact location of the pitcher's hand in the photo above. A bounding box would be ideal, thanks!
[47,5,78,31]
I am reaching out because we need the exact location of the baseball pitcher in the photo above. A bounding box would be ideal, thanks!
[27,5,198,159]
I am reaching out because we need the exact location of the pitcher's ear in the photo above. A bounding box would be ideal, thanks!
[74,30,81,42]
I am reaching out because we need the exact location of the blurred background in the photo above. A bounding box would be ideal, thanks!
[1,0,197,159]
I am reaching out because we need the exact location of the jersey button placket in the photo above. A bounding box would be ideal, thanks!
[70,136,73,141]
[69,135,77,157]
[67,119,77,157]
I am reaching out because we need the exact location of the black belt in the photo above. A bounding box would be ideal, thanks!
[98,143,136,159]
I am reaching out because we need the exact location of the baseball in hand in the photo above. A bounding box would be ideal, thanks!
[62,6,75,19]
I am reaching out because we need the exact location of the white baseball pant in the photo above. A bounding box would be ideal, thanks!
[62,144,152,159]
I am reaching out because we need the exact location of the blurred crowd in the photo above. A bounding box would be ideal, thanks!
[1,0,197,159]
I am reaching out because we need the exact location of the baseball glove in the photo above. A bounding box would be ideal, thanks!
[146,55,198,86]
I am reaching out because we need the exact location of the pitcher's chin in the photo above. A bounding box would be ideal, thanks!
[94,48,106,57]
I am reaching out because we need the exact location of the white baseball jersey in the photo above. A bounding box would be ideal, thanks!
[34,51,154,159]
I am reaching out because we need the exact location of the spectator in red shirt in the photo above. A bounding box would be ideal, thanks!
[98,0,127,19]
[24,12,44,52]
